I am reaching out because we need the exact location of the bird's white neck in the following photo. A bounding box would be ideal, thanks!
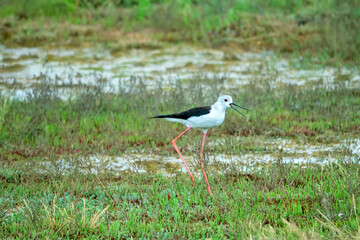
[212,101,227,114]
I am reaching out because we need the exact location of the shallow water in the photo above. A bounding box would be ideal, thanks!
[1,44,359,98]
[26,138,359,176]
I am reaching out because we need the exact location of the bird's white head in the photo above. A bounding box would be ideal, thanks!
[217,95,233,108]
[215,95,250,117]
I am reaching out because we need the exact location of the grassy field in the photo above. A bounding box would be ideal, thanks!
[1,160,360,239]
[1,76,360,238]
[1,76,359,159]
[0,0,359,65]
[1,0,360,239]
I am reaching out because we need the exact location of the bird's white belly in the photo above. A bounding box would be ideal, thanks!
[187,113,225,129]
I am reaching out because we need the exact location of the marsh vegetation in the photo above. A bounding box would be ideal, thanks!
[1,0,360,239]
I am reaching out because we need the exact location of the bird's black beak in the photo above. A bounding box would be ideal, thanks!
[230,103,250,118]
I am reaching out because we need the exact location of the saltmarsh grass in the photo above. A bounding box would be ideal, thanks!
[1,73,359,160]
[1,157,360,238]
[0,0,359,64]
[1,73,359,237]
[0,1,359,237]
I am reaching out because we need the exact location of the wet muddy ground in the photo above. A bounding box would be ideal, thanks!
[1,44,359,98]
[1,43,359,175]
[22,138,359,176]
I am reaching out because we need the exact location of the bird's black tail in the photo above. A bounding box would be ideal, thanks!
[150,114,170,119]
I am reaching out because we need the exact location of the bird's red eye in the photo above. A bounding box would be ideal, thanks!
[224,99,228,102]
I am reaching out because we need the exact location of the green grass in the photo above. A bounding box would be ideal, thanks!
[1,75,359,160]
[1,158,360,238]
[0,0,359,64]
[0,71,359,239]
[1,2,360,237]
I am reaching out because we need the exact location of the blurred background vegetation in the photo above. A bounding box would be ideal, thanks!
[1,0,359,64]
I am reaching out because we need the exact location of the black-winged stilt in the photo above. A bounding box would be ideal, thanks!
[152,95,249,196]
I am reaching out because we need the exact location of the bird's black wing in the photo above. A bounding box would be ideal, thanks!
[152,106,211,120]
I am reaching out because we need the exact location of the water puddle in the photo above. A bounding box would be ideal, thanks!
[26,138,359,176]
[1,44,359,97]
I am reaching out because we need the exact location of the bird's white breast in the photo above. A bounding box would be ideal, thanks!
[187,108,225,129]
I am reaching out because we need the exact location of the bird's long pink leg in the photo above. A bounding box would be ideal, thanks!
[172,126,194,186]
[199,132,212,196]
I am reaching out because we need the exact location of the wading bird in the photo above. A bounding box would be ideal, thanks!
[152,95,249,196]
